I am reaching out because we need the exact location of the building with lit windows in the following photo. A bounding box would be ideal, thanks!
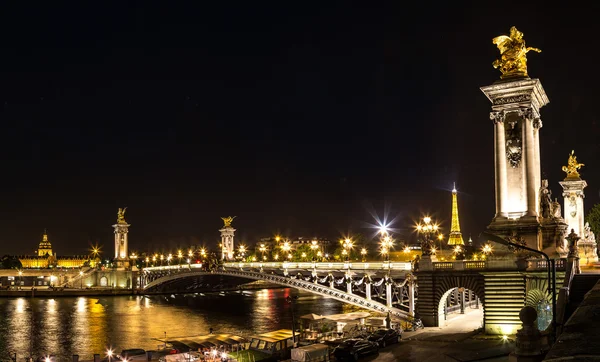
[18,231,96,269]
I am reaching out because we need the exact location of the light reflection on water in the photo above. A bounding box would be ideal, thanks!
[0,288,360,360]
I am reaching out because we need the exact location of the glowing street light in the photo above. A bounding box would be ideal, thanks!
[177,250,183,264]
[281,242,291,260]
[416,216,442,257]
[310,240,319,261]
[342,238,353,262]
[160,254,164,266]
[481,243,493,255]
[259,244,267,261]
[167,254,173,265]
[360,247,367,262]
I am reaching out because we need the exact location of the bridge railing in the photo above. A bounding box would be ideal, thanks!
[222,261,412,271]
[143,264,203,272]
[430,258,567,271]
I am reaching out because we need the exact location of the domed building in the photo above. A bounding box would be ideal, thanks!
[18,230,96,269]
[37,231,53,257]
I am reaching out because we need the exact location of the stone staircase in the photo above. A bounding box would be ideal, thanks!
[565,273,600,320]
[483,273,525,332]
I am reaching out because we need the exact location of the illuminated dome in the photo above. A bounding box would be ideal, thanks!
[37,230,53,257]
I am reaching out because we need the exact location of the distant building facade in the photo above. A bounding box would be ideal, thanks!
[18,231,95,269]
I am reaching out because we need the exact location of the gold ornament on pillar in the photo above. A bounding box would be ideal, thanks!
[221,216,236,227]
[117,207,127,224]
[492,26,541,79]
[562,150,584,179]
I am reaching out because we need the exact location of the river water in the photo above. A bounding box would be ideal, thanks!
[0,288,358,361]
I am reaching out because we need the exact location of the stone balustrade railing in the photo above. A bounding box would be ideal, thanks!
[428,258,566,272]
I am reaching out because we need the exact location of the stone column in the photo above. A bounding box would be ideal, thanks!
[523,112,537,217]
[533,119,542,215]
[219,226,236,261]
[113,222,130,270]
[386,282,393,308]
[493,114,508,218]
[346,280,352,294]
[365,281,371,300]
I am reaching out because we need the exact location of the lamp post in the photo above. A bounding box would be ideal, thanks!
[145,257,149,268]
[342,238,353,262]
[480,231,557,342]
[79,270,84,289]
[238,245,246,260]
[167,254,173,265]
[310,240,319,261]
[259,244,267,261]
[177,250,183,265]
[281,242,292,261]
[416,216,441,259]
[160,255,164,266]
[18,270,22,290]
[360,248,367,262]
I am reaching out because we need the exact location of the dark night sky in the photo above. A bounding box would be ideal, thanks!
[1,2,599,256]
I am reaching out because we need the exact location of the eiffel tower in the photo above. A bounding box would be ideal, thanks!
[448,183,465,245]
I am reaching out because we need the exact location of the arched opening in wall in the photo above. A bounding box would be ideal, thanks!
[100,276,108,287]
[437,287,483,329]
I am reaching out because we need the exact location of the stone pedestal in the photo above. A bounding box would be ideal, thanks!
[482,78,548,251]
[540,220,569,258]
[509,306,547,362]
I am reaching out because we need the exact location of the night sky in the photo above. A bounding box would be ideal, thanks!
[1,3,599,256]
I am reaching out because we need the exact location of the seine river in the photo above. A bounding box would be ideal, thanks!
[0,289,356,361]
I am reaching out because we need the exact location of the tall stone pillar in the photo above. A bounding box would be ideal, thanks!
[482,79,549,250]
[560,154,598,264]
[113,208,130,270]
[219,216,236,261]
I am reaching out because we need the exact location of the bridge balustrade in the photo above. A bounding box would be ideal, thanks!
[222,261,412,271]
[428,258,566,272]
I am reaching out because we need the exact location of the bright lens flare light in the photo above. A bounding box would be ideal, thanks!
[481,243,493,255]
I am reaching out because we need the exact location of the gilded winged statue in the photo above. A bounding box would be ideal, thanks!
[117,207,127,223]
[562,150,584,179]
[492,26,541,79]
[221,216,236,227]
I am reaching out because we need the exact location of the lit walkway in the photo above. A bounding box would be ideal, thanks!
[368,308,512,362]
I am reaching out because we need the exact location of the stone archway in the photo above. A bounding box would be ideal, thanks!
[436,287,482,327]
[100,276,108,287]
[416,271,485,327]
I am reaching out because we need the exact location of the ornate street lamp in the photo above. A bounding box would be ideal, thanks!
[281,242,292,260]
[310,240,319,261]
[177,250,183,265]
[360,248,367,262]
[416,216,442,259]
[341,238,353,262]
[259,244,267,261]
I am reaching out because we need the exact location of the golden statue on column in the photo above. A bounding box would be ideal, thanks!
[221,216,236,227]
[562,150,584,179]
[117,207,128,224]
[492,26,541,79]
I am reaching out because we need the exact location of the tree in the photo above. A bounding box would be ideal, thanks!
[586,203,600,240]
[1,255,22,269]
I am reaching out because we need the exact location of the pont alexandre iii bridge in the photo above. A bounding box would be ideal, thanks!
[141,257,573,335]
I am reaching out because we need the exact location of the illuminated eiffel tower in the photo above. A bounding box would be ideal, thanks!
[448,183,465,246]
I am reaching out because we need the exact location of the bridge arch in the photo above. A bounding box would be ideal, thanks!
[416,272,485,327]
[143,269,411,321]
